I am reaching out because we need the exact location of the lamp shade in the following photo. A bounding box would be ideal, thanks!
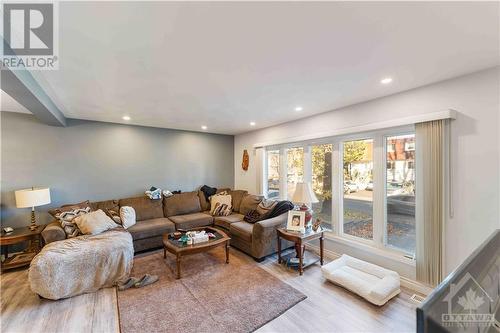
[292,182,319,204]
[15,187,51,208]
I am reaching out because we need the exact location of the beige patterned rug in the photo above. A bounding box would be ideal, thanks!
[117,249,306,333]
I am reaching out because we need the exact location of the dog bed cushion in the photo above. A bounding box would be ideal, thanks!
[321,254,400,305]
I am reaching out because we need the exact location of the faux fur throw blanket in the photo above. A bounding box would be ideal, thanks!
[29,229,134,300]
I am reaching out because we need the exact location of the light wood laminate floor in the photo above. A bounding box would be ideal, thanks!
[1,249,419,333]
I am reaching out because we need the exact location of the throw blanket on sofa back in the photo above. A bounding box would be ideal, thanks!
[244,200,294,223]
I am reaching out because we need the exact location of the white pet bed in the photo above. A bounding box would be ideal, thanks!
[321,254,400,306]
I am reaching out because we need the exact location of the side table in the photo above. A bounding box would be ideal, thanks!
[277,227,325,275]
[0,224,47,271]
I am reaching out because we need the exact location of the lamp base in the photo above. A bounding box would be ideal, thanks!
[29,209,38,231]
[299,203,313,226]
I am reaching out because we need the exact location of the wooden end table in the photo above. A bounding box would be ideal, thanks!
[162,226,230,279]
[0,224,46,271]
[277,227,325,275]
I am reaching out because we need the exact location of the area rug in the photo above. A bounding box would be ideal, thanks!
[117,249,306,333]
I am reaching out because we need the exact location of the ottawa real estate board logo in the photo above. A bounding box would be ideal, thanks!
[441,272,495,328]
[1,2,59,70]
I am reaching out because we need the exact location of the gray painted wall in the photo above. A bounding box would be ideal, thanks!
[1,112,234,228]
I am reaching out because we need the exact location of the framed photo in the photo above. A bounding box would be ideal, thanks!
[286,210,306,232]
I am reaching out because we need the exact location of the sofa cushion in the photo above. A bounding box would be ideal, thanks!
[239,194,264,215]
[198,187,231,211]
[164,192,201,217]
[48,200,91,218]
[74,209,119,235]
[210,193,232,216]
[230,221,254,242]
[55,206,91,238]
[119,196,163,221]
[169,213,213,230]
[120,206,136,229]
[214,213,245,230]
[229,190,248,213]
[89,199,119,213]
[127,218,175,241]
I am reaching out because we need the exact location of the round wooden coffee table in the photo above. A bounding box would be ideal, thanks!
[162,226,230,279]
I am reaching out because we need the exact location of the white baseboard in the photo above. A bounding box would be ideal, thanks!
[307,244,433,296]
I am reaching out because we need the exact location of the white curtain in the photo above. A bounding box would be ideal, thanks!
[415,120,444,287]
[255,148,265,196]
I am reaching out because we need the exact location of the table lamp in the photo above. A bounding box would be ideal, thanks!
[292,182,318,227]
[15,187,51,231]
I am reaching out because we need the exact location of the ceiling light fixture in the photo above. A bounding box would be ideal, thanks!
[295,106,303,112]
[122,116,131,121]
[201,125,207,130]
[380,77,393,84]
[250,122,256,126]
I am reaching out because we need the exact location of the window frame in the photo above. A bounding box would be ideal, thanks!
[262,125,415,257]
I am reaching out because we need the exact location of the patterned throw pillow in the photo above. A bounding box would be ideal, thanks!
[210,193,232,216]
[55,207,91,238]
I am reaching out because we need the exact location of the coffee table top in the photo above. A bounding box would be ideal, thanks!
[163,226,230,253]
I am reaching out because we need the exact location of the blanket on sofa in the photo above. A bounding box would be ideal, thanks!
[244,200,294,223]
[29,228,134,300]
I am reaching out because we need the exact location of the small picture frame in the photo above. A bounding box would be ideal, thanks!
[286,210,306,232]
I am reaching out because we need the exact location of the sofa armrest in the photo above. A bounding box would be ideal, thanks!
[251,212,289,259]
[41,221,66,244]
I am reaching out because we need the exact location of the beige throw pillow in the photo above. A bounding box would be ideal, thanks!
[119,206,136,229]
[210,193,232,216]
[74,209,118,235]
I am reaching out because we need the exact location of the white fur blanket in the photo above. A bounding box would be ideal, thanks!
[29,229,134,300]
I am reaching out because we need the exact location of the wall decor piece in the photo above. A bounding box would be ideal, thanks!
[242,149,249,171]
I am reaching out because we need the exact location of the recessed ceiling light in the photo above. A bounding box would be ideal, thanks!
[201,125,207,130]
[295,106,303,112]
[380,77,393,84]
[122,116,131,121]
[250,122,256,126]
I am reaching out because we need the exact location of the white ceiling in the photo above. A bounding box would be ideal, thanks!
[16,2,500,134]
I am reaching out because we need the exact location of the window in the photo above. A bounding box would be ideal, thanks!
[311,144,332,226]
[261,126,416,257]
[266,150,280,199]
[286,147,304,199]
[386,134,416,255]
[342,139,373,240]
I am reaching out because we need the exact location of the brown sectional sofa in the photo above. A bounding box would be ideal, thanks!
[42,188,291,261]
